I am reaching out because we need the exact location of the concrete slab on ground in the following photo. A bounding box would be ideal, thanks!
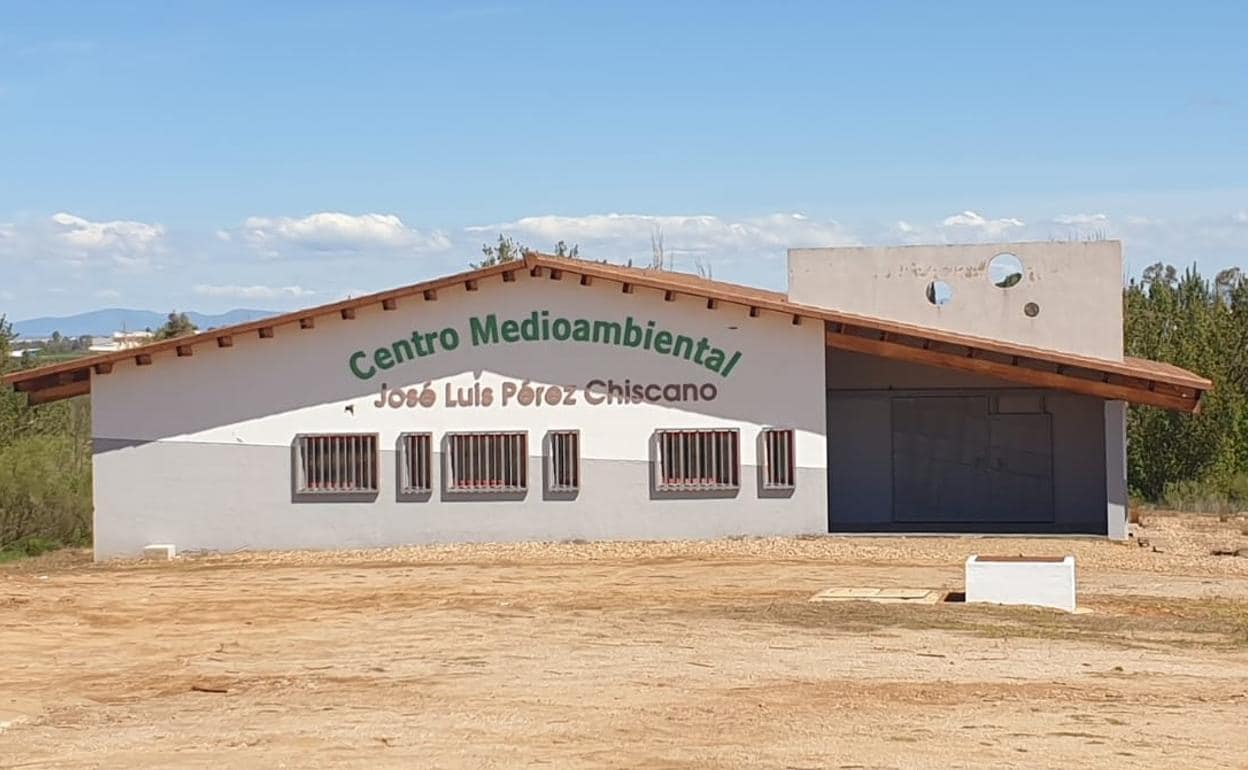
[810,587,944,604]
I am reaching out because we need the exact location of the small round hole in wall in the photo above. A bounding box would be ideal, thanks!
[988,252,1024,288]
[925,280,954,306]
[1024,302,1040,317]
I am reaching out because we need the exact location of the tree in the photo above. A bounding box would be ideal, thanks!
[0,315,11,364]
[153,311,197,341]
[471,235,527,269]
[471,235,582,268]
[1124,264,1248,502]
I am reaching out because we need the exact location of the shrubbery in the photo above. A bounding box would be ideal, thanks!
[1125,264,1248,503]
[1160,474,1248,514]
[0,316,92,554]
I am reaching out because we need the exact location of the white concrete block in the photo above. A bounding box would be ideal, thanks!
[965,555,1076,612]
[143,544,177,561]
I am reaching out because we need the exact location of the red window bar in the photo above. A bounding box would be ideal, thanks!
[546,430,580,493]
[760,428,796,490]
[399,432,433,494]
[656,429,739,491]
[297,434,378,493]
[445,432,528,493]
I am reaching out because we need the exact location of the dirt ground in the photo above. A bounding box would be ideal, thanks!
[3,511,1248,770]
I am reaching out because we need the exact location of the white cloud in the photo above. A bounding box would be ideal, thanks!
[1053,213,1109,226]
[1234,211,1248,224]
[467,212,858,268]
[940,210,1026,237]
[193,283,317,300]
[93,288,121,300]
[236,212,451,257]
[49,212,165,268]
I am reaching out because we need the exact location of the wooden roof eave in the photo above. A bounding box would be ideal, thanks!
[823,326,1204,413]
[1,259,522,390]
[2,252,1212,412]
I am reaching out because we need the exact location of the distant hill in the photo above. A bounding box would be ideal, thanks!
[11,308,278,339]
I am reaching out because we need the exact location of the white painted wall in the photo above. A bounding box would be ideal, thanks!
[965,556,1077,612]
[92,272,827,465]
[788,240,1125,362]
[90,270,828,556]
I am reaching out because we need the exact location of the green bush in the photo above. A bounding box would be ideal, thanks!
[1159,473,1248,513]
[0,433,92,548]
[0,535,69,562]
[1225,472,1248,506]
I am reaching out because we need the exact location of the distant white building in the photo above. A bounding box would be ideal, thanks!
[88,331,154,353]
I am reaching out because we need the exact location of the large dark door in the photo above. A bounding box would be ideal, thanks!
[890,396,1054,525]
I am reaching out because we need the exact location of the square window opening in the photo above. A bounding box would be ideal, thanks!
[655,428,740,492]
[445,431,528,493]
[295,434,379,494]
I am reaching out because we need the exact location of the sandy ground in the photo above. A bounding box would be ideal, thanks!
[2,511,1248,770]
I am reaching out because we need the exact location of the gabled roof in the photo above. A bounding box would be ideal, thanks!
[3,251,1212,412]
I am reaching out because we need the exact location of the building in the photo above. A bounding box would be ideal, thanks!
[88,330,154,353]
[3,241,1211,559]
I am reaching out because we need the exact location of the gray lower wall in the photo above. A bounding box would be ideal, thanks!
[92,440,826,558]
[826,349,1109,535]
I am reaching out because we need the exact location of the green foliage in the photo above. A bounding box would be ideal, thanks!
[1126,264,1248,504]
[1158,471,1248,514]
[470,235,580,269]
[0,536,70,563]
[153,311,197,340]
[0,315,93,556]
[471,235,527,269]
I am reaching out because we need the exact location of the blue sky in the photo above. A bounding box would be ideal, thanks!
[1,0,1245,319]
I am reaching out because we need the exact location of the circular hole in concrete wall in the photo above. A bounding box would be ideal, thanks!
[1024,302,1040,317]
[925,280,954,306]
[988,252,1024,288]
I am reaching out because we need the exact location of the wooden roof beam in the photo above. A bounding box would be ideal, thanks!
[27,379,89,405]
[824,330,1200,412]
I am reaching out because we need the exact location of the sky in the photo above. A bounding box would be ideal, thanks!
[1,0,1246,319]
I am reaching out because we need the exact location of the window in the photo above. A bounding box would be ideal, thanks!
[445,431,527,493]
[760,428,796,490]
[545,430,580,494]
[399,432,433,494]
[655,428,739,492]
[295,434,378,494]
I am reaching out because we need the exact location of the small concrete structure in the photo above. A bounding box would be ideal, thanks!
[810,587,943,604]
[965,555,1076,611]
[142,544,177,561]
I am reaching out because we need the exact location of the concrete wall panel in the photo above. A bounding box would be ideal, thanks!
[790,240,1124,361]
